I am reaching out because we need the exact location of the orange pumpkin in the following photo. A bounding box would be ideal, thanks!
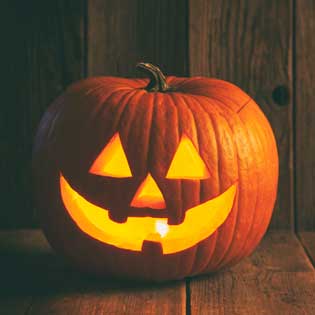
[33,63,278,281]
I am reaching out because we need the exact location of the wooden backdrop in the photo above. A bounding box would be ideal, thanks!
[1,0,313,231]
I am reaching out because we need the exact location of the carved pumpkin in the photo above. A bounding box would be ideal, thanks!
[33,63,278,281]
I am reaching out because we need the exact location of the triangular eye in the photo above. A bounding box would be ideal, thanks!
[166,134,210,179]
[89,133,132,178]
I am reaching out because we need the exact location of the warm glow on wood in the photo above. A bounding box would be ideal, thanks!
[130,173,166,209]
[89,133,132,177]
[60,173,236,254]
[166,134,210,179]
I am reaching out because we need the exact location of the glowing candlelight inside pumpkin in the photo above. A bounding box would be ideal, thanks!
[155,220,169,238]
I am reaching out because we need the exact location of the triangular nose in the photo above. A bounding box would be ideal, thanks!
[130,173,166,209]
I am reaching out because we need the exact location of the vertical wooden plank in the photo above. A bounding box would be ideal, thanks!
[88,0,188,77]
[0,0,85,228]
[295,0,315,230]
[189,0,293,229]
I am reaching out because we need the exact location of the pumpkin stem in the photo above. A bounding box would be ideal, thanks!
[136,62,171,92]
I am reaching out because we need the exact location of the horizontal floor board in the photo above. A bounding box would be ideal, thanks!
[27,282,185,315]
[189,231,315,315]
[0,230,185,315]
[1,230,315,315]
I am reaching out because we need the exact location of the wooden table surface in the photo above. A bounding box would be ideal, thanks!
[0,230,315,315]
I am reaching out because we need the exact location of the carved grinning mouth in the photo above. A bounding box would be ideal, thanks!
[60,173,237,254]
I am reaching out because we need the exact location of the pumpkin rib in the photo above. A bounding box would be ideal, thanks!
[83,87,131,138]
[191,97,222,273]
[150,93,184,279]
[191,95,246,269]
[180,94,222,274]
[84,81,122,96]
[167,93,186,225]
[204,110,239,270]
[175,78,250,112]
[162,93,195,279]
[144,93,170,279]
[223,108,264,266]
[167,77,193,89]
[129,92,156,279]
[82,83,131,119]
[140,92,155,177]
[96,89,142,153]
[175,94,202,275]
[163,94,187,279]
[111,91,151,221]
[103,90,155,278]
[187,95,224,272]
[223,107,263,267]
[123,91,155,175]
[95,76,145,89]
[88,89,135,131]
[201,114,228,272]
[238,111,276,257]
[170,90,245,113]
[148,92,160,175]
[212,109,259,269]
[237,101,278,258]
[187,95,222,185]
[236,97,254,113]
[205,94,243,116]
[190,93,232,118]
[168,77,210,92]
[175,93,201,217]
[151,93,183,225]
[226,100,275,267]
[161,94,191,279]
[209,94,248,113]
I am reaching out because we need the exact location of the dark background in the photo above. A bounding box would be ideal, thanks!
[1,0,313,232]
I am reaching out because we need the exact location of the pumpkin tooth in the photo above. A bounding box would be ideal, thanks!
[167,213,186,225]
[109,211,128,223]
[141,240,163,256]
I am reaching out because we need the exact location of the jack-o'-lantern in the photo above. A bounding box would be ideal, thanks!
[33,63,278,281]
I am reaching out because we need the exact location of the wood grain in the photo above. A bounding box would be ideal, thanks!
[0,0,85,228]
[189,231,315,315]
[88,0,188,77]
[295,0,315,230]
[0,230,185,315]
[1,230,315,314]
[299,232,315,268]
[28,282,185,315]
[189,0,293,229]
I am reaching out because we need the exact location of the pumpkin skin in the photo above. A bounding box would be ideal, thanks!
[33,63,278,282]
